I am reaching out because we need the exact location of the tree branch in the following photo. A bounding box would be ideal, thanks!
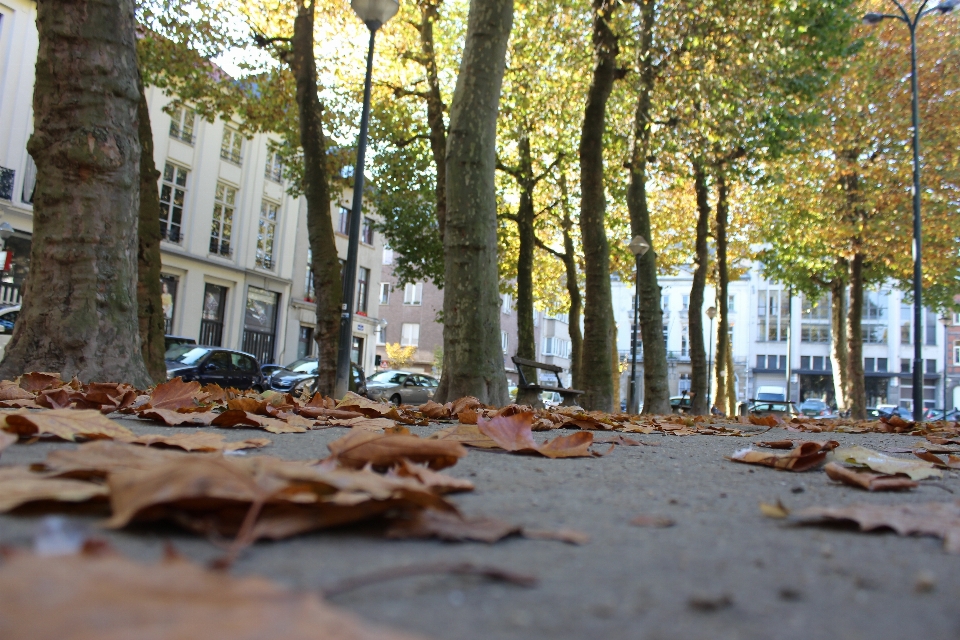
[535,236,565,259]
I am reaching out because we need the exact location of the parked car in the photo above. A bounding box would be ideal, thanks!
[268,358,366,397]
[798,398,836,418]
[164,335,196,353]
[366,370,438,405]
[0,304,20,359]
[260,363,285,379]
[542,391,562,408]
[756,386,787,402]
[165,346,265,391]
[670,393,693,414]
[741,400,799,419]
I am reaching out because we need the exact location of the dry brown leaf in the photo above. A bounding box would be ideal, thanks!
[227,397,269,414]
[537,431,594,458]
[387,459,474,493]
[136,408,218,427]
[330,417,398,431]
[74,383,139,413]
[522,528,591,545]
[33,441,198,480]
[337,392,398,417]
[0,466,108,512]
[18,371,63,392]
[748,414,781,427]
[0,548,426,640]
[832,445,941,480]
[729,441,838,472]
[449,396,481,417]
[477,412,594,458]
[757,440,796,449]
[794,501,960,553]
[211,410,307,434]
[36,387,74,409]
[326,430,466,470]
[384,425,411,436]
[0,398,41,409]
[386,509,521,543]
[0,430,16,456]
[759,500,790,518]
[913,450,960,470]
[428,424,499,448]
[824,461,918,491]
[0,409,134,442]
[457,408,480,424]
[0,383,36,401]
[123,433,271,453]
[419,400,450,419]
[630,515,676,528]
[593,434,644,446]
[145,378,207,411]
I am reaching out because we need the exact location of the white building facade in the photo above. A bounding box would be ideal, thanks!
[0,0,382,377]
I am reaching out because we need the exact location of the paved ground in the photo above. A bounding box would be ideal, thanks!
[2,417,959,640]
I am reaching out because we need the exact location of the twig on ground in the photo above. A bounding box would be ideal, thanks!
[320,561,539,598]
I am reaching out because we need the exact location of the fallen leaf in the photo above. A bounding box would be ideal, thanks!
[449,396,481,417]
[759,500,790,518]
[593,434,644,446]
[537,431,594,458]
[419,400,450,419]
[729,441,838,472]
[823,461,918,491]
[522,528,590,545]
[428,424,499,448]
[136,408,218,427]
[18,372,63,392]
[386,509,520,543]
[831,445,942,480]
[913,450,960,470]
[211,410,307,434]
[330,417,398,431]
[749,414,781,427]
[36,387,74,409]
[145,378,207,411]
[0,466,108,512]
[0,398,40,409]
[0,548,426,640]
[630,515,675,528]
[337,392,399,418]
[0,409,134,442]
[326,430,466,470]
[386,459,474,494]
[0,383,36,401]
[33,441,199,480]
[123,433,271,453]
[477,412,594,458]
[757,440,796,449]
[226,397,269,413]
[794,501,960,553]
[457,408,480,424]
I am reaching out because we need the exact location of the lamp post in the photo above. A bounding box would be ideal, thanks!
[334,0,400,399]
[862,0,957,421]
[627,235,650,414]
[706,306,716,411]
[942,313,950,415]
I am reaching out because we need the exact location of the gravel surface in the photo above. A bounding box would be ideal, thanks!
[2,416,959,640]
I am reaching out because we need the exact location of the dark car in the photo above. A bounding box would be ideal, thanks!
[267,358,366,397]
[365,370,438,405]
[740,400,799,419]
[165,346,265,391]
[261,363,285,379]
[798,398,835,418]
[670,393,693,414]
[164,335,196,352]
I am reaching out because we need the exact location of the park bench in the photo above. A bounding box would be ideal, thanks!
[511,356,584,407]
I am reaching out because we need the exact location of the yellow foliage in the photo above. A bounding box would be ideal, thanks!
[384,343,417,370]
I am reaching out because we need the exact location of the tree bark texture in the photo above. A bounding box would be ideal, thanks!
[290,0,340,396]
[828,272,850,412]
[846,251,866,419]
[628,0,670,415]
[0,0,150,387]
[688,158,710,415]
[435,0,513,405]
[135,74,167,383]
[713,171,733,415]
[513,136,539,406]
[560,175,583,390]
[576,0,619,412]
[417,0,448,240]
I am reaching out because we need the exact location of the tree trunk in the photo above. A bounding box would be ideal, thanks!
[829,271,850,412]
[435,0,513,405]
[627,0,670,415]
[513,135,540,406]
[688,157,710,415]
[290,0,340,396]
[0,0,150,387]
[559,174,583,390]
[846,251,866,419]
[576,0,619,412]
[417,0,448,240]
[135,74,167,384]
[713,171,732,416]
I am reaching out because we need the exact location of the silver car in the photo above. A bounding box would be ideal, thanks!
[366,370,438,405]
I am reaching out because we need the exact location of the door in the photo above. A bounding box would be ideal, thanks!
[200,350,233,387]
[201,284,227,346]
[231,353,260,390]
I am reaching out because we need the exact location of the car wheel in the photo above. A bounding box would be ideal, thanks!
[252,385,264,394]
[390,394,402,406]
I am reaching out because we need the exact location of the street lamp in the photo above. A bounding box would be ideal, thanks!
[334,0,400,399]
[627,235,650,414]
[706,306,716,411]
[942,313,950,415]
[862,0,957,421]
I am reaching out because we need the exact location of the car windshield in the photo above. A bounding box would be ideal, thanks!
[166,346,211,365]
[283,358,318,374]
[755,403,790,413]
[800,400,826,409]
[757,393,784,401]
[368,371,409,384]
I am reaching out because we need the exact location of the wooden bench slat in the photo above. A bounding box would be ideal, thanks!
[511,356,563,374]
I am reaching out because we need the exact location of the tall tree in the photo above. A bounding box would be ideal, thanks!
[0,0,151,386]
[434,0,513,404]
[577,0,621,411]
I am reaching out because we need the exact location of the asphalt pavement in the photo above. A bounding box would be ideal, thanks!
[1,416,959,640]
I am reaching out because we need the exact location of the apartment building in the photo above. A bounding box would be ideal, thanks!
[613,264,954,413]
[0,0,382,376]
[375,250,574,386]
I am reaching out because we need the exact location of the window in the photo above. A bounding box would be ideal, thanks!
[159,163,188,243]
[680,324,689,357]
[927,359,937,374]
[256,201,278,269]
[352,336,364,365]
[901,302,912,344]
[356,267,370,314]
[864,357,875,373]
[678,373,691,393]
[209,183,236,256]
[375,324,386,345]
[758,289,789,342]
[902,358,911,373]
[662,322,669,344]
[501,331,509,355]
[401,323,420,347]
[728,294,735,313]
[682,295,689,311]
[954,313,960,326]
[877,358,888,372]
[954,340,960,365]
[403,283,422,305]
[265,150,282,182]
[661,295,669,311]
[758,355,767,369]
[925,307,937,346]
[380,283,391,305]
[383,247,394,265]
[862,290,887,344]
[801,294,830,343]
[801,356,810,370]
[0,166,13,201]
[220,128,243,164]
[338,207,350,235]
[169,106,196,144]
[361,217,374,245]
[812,356,824,370]
[305,249,315,301]
[543,337,571,358]
[297,326,314,359]
[502,294,512,315]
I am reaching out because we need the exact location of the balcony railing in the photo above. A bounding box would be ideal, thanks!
[242,329,275,365]
[200,319,223,347]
